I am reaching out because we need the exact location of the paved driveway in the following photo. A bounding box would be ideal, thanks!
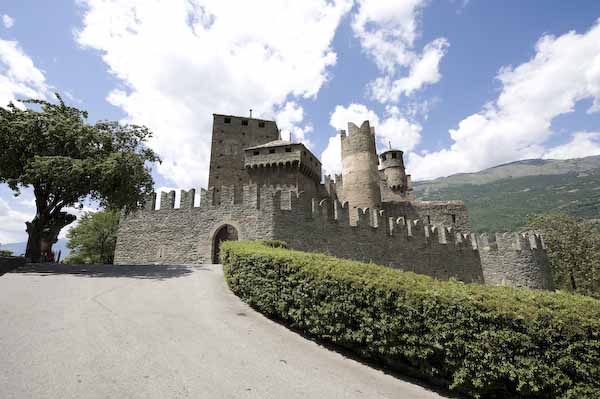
[0,264,451,399]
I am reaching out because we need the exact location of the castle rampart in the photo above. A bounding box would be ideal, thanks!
[115,185,552,290]
[477,232,553,289]
[115,113,553,291]
[114,185,280,265]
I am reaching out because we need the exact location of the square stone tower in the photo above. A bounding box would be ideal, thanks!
[208,114,280,189]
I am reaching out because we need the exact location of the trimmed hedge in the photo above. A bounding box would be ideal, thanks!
[222,241,600,399]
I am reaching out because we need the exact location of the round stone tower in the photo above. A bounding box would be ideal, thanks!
[379,148,414,201]
[381,148,408,189]
[340,121,381,209]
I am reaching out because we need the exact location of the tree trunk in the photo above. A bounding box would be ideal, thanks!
[25,212,76,263]
[25,219,43,263]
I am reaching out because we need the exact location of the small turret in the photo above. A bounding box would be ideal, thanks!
[340,121,382,211]
[379,148,413,200]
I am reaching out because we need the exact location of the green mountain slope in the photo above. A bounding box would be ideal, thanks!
[413,156,600,232]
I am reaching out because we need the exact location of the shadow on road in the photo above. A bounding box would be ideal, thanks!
[11,263,198,280]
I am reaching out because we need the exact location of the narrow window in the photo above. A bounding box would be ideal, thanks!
[242,120,249,126]
[382,154,386,161]
[427,215,431,225]
[392,152,397,159]
[253,151,260,156]
[224,117,231,124]
[451,214,457,224]
[285,147,292,152]
[258,121,265,128]
[269,149,276,154]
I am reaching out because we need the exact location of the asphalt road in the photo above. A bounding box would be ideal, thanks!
[0,264,451,399]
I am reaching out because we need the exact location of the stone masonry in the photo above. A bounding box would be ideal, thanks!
[115,114,553,290]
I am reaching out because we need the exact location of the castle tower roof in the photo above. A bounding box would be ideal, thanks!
[244,141,321,182]
[245,139,293,150]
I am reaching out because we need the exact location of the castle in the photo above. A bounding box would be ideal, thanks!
[114,114,553,289]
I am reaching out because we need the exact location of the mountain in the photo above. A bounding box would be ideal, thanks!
[413,155,600,232]
[1,238,70,259]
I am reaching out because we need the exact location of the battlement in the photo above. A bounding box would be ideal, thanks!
[477,232,546,252]
[340,121,377,154]
[142,187,544,255]
[121,184,550,289]
[147,185,291,210]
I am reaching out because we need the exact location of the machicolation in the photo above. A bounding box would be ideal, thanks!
[115,113,553,290]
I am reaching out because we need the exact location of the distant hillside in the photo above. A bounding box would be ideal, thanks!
[1,239,70,259]
[414,155,600,232]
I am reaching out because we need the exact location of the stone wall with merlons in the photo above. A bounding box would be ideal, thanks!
[115,184,552,290]
[114,185,277,265]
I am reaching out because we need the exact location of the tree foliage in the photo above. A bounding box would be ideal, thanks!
[64,209,120,264]
[527,213,600,298]
[0,94,160,261]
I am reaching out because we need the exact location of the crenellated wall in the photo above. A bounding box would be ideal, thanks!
[272,193,484,283]
[114,185,280,265]
[115,185,552,290]
[478,232,553,289]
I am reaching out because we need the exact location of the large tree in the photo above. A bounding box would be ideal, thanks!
[64,209,120,264]
[0,94,160,262]
[527,213,600,298]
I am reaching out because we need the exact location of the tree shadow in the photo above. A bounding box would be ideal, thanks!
[12,263,198,280]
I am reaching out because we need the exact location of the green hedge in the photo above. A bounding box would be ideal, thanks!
[222,241,600,399]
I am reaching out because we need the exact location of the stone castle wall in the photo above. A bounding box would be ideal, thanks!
[114,186,277,265]
[273,193,484,283]
[115,185,552,290]
[381,200,471,233]
[479,232,552,289]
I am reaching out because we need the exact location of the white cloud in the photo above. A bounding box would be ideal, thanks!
[378,106,422,150]
[370,37,448,102]
[321,103,421,176]
[320,133,343,178]
[0,39,48,107]
[329,103,380,132]
[2,14,14,29]
[407,20,600,180]
[0,195,34,244]
[543,132,600,160]
[352,0,425,73]
[274,101,314,148]
[352,0,448,101]
[76,0,353,188]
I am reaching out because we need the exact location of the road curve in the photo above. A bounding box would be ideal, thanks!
[0,264,451,399]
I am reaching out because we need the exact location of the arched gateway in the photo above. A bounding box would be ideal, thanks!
[212,224,239,264]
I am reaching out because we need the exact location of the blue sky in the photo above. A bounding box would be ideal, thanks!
[2,0,600,244]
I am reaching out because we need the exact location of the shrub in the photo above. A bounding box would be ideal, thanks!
[222,241,600,399]
[0,249,13,256]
